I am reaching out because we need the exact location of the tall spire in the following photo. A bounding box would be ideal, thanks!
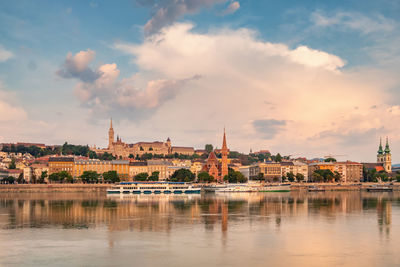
[222,127,227,150]
[110,118,113,129]
[385,136,391,154]
[378,137,383,154]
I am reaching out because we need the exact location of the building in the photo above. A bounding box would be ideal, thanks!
[308,162,335,180]
[258,162,282,181]
[92,119,195,158]
[74,159,112,178]
[129,162,148,178]
[147,160,172,180]
[280,161,309,181]
[202,129,229,182]
[48,157,75,175]
[377,137,392,173]
[333,161,363,183]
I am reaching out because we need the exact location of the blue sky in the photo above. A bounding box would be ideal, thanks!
[0,0,399,162]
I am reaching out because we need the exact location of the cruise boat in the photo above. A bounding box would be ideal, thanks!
[259,184,291,192]
[214,183,259,193]
[366,184,393,192]
[107,182,201,194]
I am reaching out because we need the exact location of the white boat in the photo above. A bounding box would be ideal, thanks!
[259,184,291,192]
[107,182,201,194]
[214,183,259,193]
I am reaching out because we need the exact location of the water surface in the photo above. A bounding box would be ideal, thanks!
[0,191,399,266]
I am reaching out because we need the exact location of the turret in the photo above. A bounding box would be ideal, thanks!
[108,118,114,149]
[385,137,391,154]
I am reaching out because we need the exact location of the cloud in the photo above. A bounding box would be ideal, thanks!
[222,1,240,15]
[56,49,100,82]
[0,90,27,122]
[311,11,395,34]
[58,50,200,118]
[253,119,286,139]
[137,0,229,35]
[0,45,13,62]
[111,22,399,161]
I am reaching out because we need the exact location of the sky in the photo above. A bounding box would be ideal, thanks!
[0,0,399,162]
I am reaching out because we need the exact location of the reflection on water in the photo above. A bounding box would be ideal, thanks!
[0,192,400,266]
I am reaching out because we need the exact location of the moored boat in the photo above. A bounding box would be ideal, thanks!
[366,184,393,192]
[308,185,325,192]
[259,184,291,192]
[107,182,201,194]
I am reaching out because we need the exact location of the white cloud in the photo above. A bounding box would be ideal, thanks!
[311,11,395,34]
[0,45,13,62]
[110,23,399,161]
[222,1,240,15]
[137,0,229,35]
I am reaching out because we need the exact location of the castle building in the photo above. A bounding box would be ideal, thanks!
[202,129,229,182]
[377,137,392,173]
[92,119,195,158]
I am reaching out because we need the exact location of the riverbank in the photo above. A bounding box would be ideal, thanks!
[1,182,399,192]
[0,184,110,192]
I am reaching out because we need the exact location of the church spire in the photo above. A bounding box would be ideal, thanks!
[110,118,113,130]
[378,137,383,154]
[385,136,391,154]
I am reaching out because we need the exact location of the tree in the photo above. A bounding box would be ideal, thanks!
[129,154,134,159]
[205,144,213,153]
[148,171,159,181]
[198,171,213,183]
[134,172,149,181]
[287,172,295,182]
[170,169,195,182]
[38,171,48,184]
[103,171,120,183]
[281,175,287,182]
[17,173,24,184]
[8,158,16,169]
[49,173,61,183]
[1,176,15,184]
[334,171,341,182]
[275,153,282,162]
[224,169,247,183]
[257,172,264,181]
[98,152,115,160]
[324,157,337,162]
[296,173,305,182]
[80,171,100,183]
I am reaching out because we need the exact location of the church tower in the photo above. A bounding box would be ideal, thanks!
[221,128,229,181]
[108,118,114,149]
[384,137,392,173]
[377,137,384,164]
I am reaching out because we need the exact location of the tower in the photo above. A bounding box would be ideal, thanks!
[384,137,392,173]
[108,118,114,149]
[377,137,384,163]
[166,137,172,154]
[221,128,228,181]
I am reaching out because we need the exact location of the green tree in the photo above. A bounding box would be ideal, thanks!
[275,153,282,162]
[281,174,287,182]
[80,171,100,183]
[324,157,337,162]
[224,169,248,183]
[134,172,149,181]
[198,171,213,183]
[257,172,264,181]
[17,173,24,184]
[59,171,73,183]
[38,171,48,184]
[287,172,295,182]
[296,173,305,182]
[103,171,120,183]
[334,171,341,182]
[148,171,159,181]
[170,169,195,182]
[98,152,115,160]
[1,176,15,184]
[205,144,213,153]
[8,158,16,169]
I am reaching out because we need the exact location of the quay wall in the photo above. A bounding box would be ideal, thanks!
[0,184,110,192]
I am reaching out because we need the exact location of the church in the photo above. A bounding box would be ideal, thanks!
[91,119,195,158]
[202,129,229,182]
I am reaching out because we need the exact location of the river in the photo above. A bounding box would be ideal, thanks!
[0,191,399,266]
